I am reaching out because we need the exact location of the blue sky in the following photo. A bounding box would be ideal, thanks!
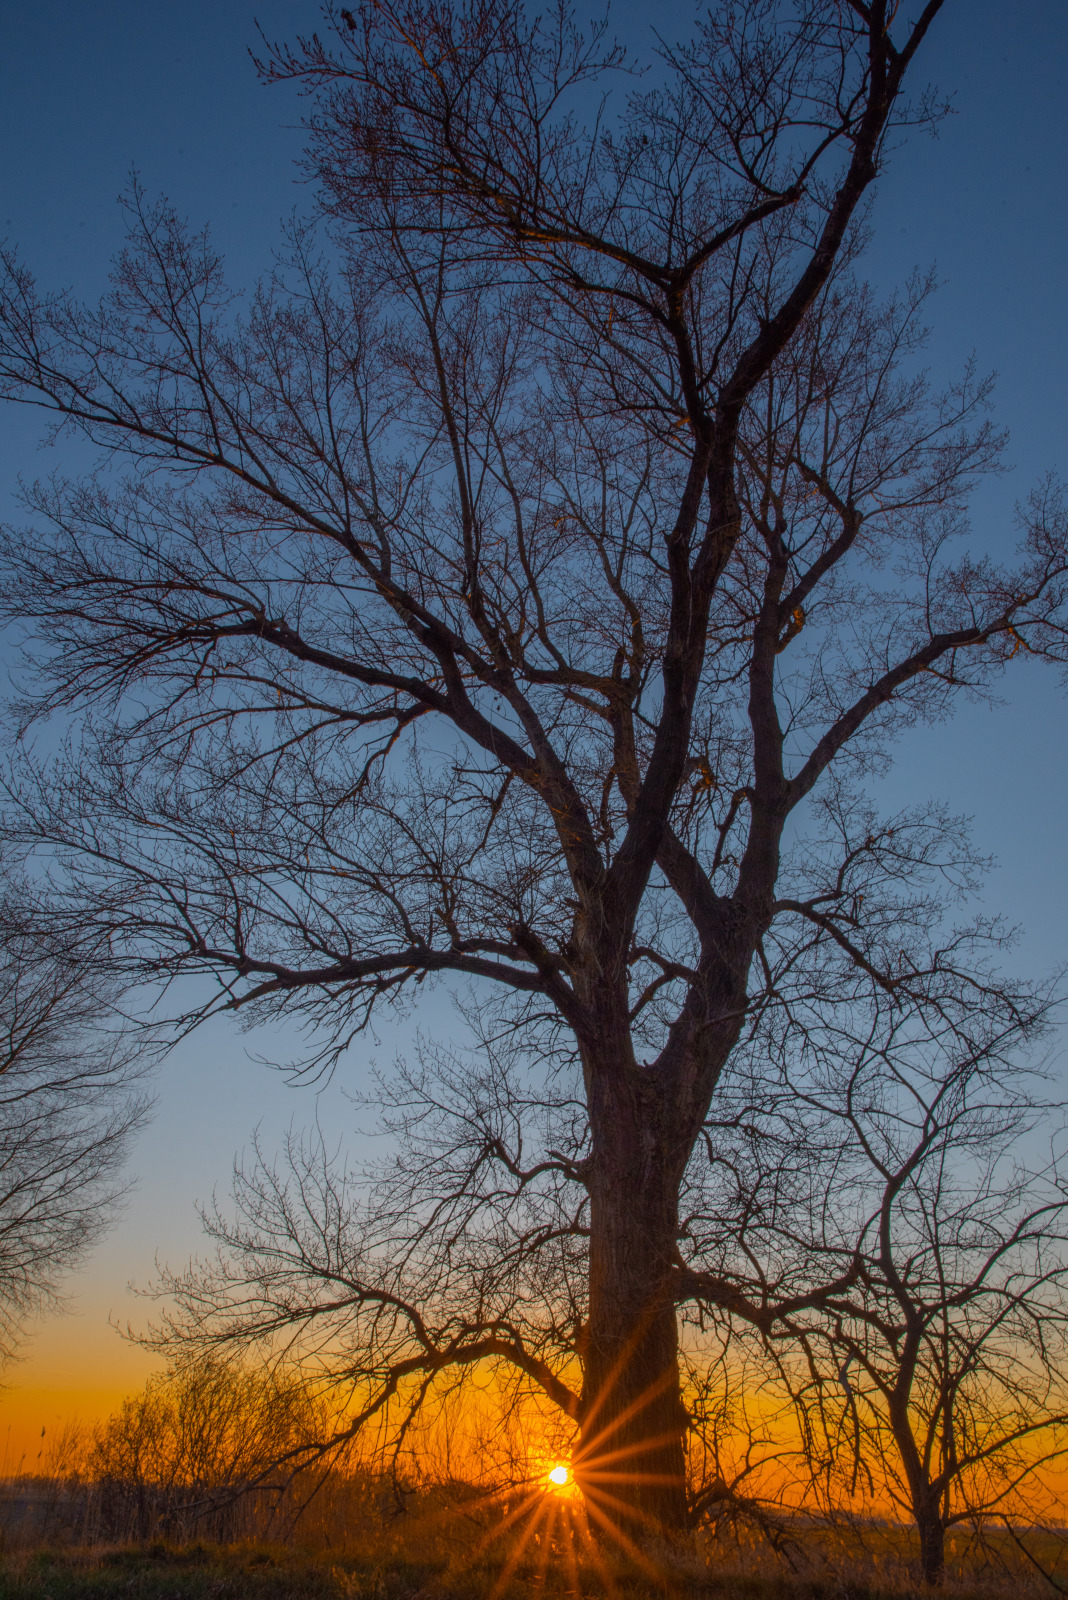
[1,0,1067,1435]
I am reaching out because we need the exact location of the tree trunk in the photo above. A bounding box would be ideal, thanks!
[577,1078,690,1544]
[916,1507,945,1586]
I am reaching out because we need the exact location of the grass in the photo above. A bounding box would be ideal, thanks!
[0,1534,1062,1600]
[2,1479,1065,1600]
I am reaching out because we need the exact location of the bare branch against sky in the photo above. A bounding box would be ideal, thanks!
[1,0,1067,1545]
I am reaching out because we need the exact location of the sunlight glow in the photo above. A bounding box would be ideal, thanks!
[548,1464,570,1487]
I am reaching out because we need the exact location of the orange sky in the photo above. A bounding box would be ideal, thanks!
[0,1018,388,1469]
[0,1272,160,1468]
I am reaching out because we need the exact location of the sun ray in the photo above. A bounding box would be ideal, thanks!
[574,1428,688,1477]
[485,1495,557,1600]
[574,1368,681,1462]
[532,1496,559,1589]
[563,1509,603,1600]
[580,1490,669,1581]
[459,1482,546,1571]
[575,1514,623,1600]
[581,1466,689,1486]
[582,1481,663,1533]
[575,1326,680,1440]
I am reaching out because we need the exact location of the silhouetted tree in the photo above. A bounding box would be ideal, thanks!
[133,942,1055,1559]
[1,0,1064,1539]
[0,892,148,1359]
[690,985,1068,1583]
[91,1355,328,1540]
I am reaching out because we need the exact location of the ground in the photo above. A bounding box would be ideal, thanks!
[0,1539,1062,1600]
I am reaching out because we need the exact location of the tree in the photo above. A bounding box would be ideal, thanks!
[90,1355,330,1541]
[0,0,1064,1539]
[131,926,1056,1566]
[0,891,148,1360]
[690,981,1068,1584]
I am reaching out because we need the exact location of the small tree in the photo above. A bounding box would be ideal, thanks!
[691,987,1068,1584]
[90,1355,329,1540]
[1,0,1065,1539]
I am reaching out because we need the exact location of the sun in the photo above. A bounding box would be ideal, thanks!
[547,1464,570,1487]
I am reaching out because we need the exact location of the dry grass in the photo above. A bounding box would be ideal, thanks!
[1,1500,1067,1600]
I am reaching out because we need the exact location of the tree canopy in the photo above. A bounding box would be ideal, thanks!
[1,0,1065,1543]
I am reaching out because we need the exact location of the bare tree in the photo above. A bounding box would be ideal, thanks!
[688,981,1068,1584]
[90,1354,331,1541]
[0,0,1064,1538]
[131,928,1055,1552]
[0,892,149,1360]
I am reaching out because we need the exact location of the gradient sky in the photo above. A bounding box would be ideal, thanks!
[1,0,1067,1464]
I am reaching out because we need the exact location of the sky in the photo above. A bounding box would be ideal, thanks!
[1,0,1067,1464]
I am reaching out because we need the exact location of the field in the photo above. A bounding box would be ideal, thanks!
[1,1481,1067,1600]
[1,1540,1065,1600]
